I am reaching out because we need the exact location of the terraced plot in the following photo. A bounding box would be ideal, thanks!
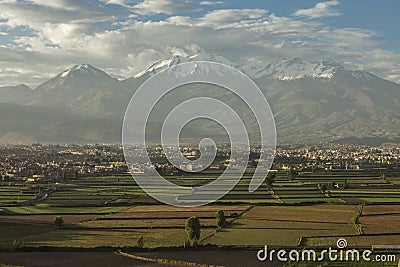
[207,204,359,246]
[304,234,400,247]
[359,214,400,234]
[23,228,211,248]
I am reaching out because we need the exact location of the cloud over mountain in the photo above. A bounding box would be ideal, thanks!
[0,1,399,88]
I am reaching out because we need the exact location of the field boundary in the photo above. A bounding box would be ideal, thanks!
[200,205,255,243]
[115,250,225,267]
[354,204,364,235]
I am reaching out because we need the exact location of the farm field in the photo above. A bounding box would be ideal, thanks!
[206,205,359,246]
[0,221,52,244]
[23,228,214,248]
[304,234,400,247]
[0,214,96,225]
[0,202,248,249]
[0,171,399,255]
[358,204,400,235]
[0,205,127,215]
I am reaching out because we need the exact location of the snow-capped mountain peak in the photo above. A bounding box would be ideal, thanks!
[188,51,239,68]
[135,55,377,82]
[36,64,114,91]
[133,52,238,78]
[60,64,106,78]
[245,58,336,80]
[134,55,189,78]
[243,58,377,81]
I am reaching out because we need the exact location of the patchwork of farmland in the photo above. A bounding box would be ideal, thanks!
[0,171,399,250]
[17,205,249,248]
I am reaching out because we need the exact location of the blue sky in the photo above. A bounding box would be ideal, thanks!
[0,0,399,86]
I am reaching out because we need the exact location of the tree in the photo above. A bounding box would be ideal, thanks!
[266,172,276,188]
[185,216,201,247]
[344,179,349,189]
[216,210,226,228]
[288,168,297,181]
[318,183,328,193]
[54,216,64,228]
[136,235,144,248]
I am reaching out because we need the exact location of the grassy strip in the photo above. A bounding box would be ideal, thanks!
[0,263,22,267]
[200,205,254,243]
[0,206,128,215]
[115,250,225,267]
[269,188,284,203]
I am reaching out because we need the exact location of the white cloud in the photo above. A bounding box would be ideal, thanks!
[133,0,202,15]
[28,0,78,11]
[0,1,399,86]
[201,9,267,25]
[168,9,268,28]
[294,0,341,19]
[103,0,129,7]
[200,1,223,5]
[0,0,127,29]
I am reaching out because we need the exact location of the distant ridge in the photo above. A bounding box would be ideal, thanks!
[0,53,398,144]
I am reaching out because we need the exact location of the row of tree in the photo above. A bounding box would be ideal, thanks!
[53,210,228,248]
[184,210,227,248]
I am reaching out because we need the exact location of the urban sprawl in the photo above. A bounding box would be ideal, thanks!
[0,143,399,182]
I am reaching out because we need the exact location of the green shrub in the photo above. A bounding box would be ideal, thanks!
[216,210,226,228]
[54,216,64,228]
[185,216,201,247]
[136,235,144,248]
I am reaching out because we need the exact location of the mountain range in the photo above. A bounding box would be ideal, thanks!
[0,52,399,145]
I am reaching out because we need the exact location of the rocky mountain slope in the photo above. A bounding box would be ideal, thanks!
[0,54,398,144]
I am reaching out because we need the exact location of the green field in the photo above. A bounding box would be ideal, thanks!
[206,204,359,246]
[23,228,211,248]
[0,171,399,251]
